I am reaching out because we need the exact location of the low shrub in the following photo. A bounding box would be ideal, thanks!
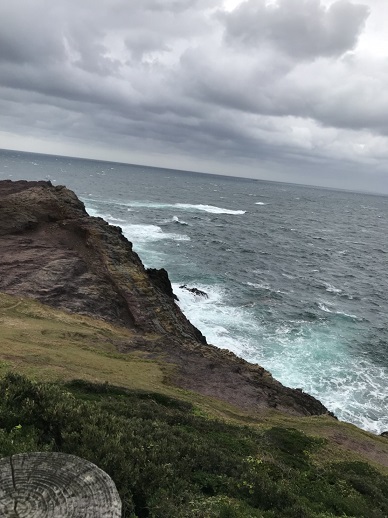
[0,373,387,517]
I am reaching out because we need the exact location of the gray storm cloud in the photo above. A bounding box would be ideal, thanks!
[221,0,369,58]
[0,0,387,191]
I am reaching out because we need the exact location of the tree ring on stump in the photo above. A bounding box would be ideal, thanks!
[0,452,121,517]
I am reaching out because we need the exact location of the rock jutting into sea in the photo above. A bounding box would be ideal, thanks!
[0,179,332,417]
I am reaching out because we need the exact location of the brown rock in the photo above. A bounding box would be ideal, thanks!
[0,180,202,339]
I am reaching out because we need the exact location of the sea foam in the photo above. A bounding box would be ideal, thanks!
[175,282,388,434]
[123,201,246,215]
[121,224,190,243]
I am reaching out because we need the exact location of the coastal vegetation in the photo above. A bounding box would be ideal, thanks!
[1,373,388,517]
[1,293,388,518]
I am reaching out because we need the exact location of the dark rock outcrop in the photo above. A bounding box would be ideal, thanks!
[179,285,208,298]
[0,180,203,341]
[0,179,332,418]
[147,268,178,301]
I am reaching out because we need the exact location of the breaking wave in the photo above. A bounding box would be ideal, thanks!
[123,201,246,215]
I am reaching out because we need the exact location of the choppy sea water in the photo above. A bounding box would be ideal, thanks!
[1,148,388,434]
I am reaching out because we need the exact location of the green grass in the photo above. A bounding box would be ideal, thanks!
[2,292,388,516]
[1,373,388,517]
[0,292,165,388]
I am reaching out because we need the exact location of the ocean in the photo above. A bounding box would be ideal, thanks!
[1,148,387,434]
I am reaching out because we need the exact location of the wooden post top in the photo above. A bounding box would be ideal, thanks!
[0,452,122,517]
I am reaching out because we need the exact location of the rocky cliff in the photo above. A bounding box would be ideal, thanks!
[0,179,332,417]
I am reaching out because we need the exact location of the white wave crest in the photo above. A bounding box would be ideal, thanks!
[335,310,361,321]
[123,201,245,215]
[121,224,190,243]
[318,302,332,313]
[85,204,190,243]
[172,215,188,225]
[175,203,245,214]
[325,283,342,294]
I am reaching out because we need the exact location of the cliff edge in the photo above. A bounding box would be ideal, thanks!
[0,179,331,417]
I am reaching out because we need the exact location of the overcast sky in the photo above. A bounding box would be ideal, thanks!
[1,0,388,192]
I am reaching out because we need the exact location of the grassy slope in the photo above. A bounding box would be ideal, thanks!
[0,292,248,418]
[1,292,388,517]
[0,292,166,390]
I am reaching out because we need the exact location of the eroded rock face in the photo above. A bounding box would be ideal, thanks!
[0,180,204,341]
[0,180,331,418]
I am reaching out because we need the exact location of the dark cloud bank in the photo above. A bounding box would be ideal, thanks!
[1,0,388,192]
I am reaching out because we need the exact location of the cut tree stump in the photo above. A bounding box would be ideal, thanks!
[0,452,122,517]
